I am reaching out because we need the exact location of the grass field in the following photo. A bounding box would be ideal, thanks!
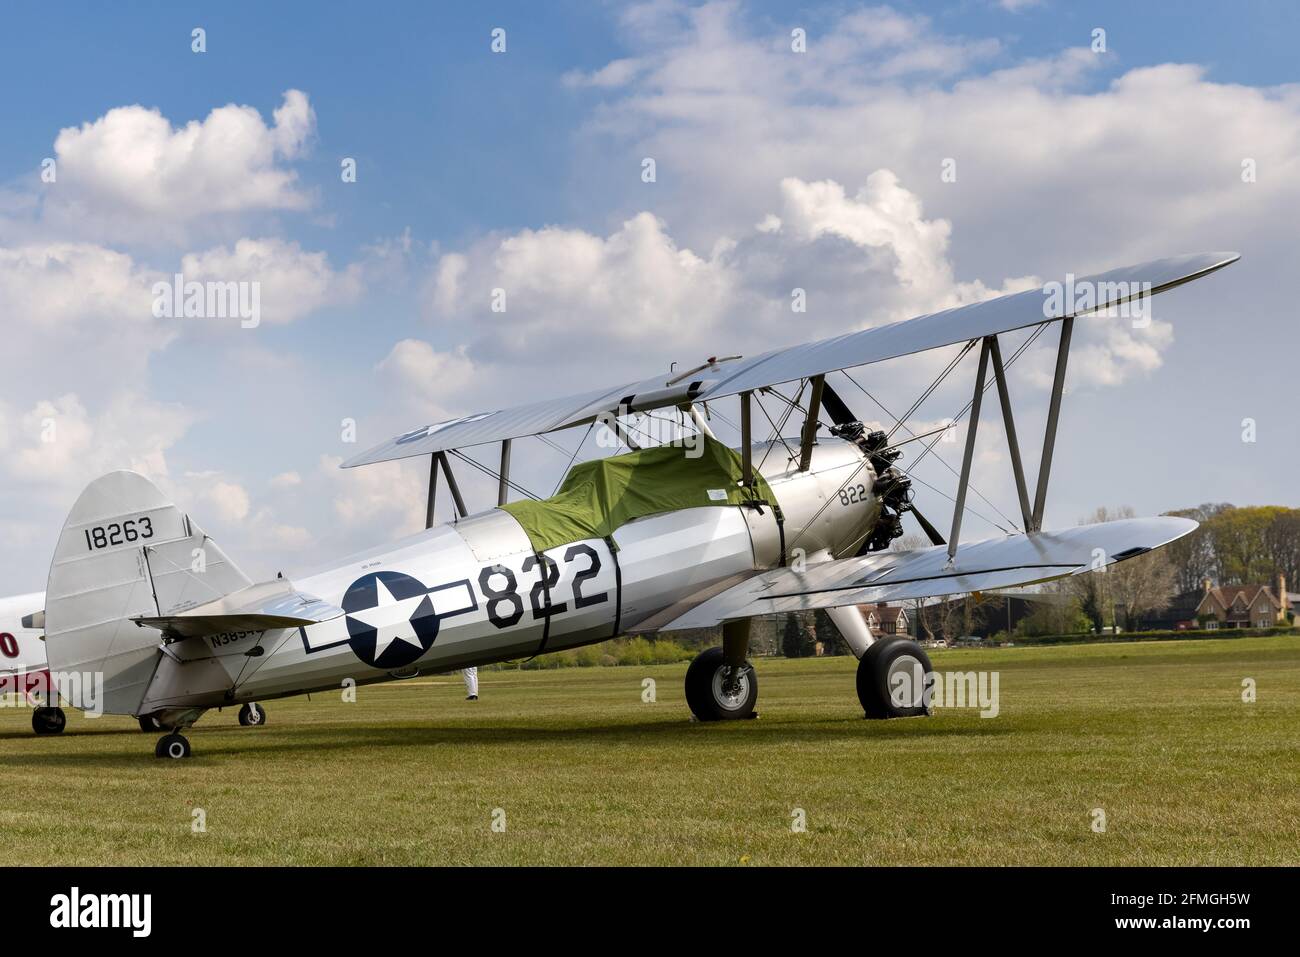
[2,636,1297,866]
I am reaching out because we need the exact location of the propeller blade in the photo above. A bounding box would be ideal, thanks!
[820,381,858,426]
[824,379,945,552]
[909,505,947,547]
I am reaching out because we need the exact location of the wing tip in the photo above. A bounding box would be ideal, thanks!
[1203,250,1241,270]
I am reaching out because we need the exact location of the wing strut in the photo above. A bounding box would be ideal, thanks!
[440,452,469,518]
[947,338,991,562]
[498,439,512,507]
[797,375,826,471]
[424,455,439,529]
[1031,316,1074,532]
[740,390,754,486]
[425,452,469,528]
[988,337,1033,530]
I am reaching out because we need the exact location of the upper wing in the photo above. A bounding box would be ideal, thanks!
[343,251,1237,467]
[342,373,675,468]
[647,517,1196,631]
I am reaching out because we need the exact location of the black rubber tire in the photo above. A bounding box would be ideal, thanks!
[238,703,266,727]
[856,638,934,719]
[155,733,191,759]
[685,647,758,721]
[32,707,66,735]
[138,714,162,733]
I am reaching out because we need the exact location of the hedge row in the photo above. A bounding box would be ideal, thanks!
[1007,626,1300,647]
[486,636,697,670]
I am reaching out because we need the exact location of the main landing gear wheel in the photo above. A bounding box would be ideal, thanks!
[857,637,934,719]
[138,714,163,733]
[238,703,266,727]
[685,647,758,721]
[154,733,192,759]
[32,706,66,735]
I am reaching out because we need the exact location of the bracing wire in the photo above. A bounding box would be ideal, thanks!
[448,448,542,501]
[551,421,596,496]
[909,322,1049,472]
[840,368,1023,532]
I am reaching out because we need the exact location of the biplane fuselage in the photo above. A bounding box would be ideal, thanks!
[145,438,876,715]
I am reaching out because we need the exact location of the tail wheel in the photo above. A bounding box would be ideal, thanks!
[685,647,758,721]
[32,707,66,735]
[856,637,933,719]
[238,703,266,727]
[154,733,192,759]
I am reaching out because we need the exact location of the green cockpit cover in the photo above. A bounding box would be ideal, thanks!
[501,436,777,553]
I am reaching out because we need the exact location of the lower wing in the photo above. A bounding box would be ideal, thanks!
[653,517,1194,631]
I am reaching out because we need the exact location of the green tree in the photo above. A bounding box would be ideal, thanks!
[781,614,812,658]
[1015,596,1090,636]
[1161,503,1231,593]
[1198,506,1300,587]
[814,608,849,656]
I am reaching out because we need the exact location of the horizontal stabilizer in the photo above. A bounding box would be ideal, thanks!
[653,517,1197,631]
[132,580,343,639]
[44,470,275,714]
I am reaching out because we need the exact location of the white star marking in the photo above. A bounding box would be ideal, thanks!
[346,577,431,662]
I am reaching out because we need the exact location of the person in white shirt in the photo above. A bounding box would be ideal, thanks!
[461,667,478,700]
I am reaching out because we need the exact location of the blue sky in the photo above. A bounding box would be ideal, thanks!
[7,1,1296,240]
[1,1,1297,589]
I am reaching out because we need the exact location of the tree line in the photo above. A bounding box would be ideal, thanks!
[1013,504,1298,636]
[772,503,1300,649]
[1161,504,1300,593]
[900,504,1298,641]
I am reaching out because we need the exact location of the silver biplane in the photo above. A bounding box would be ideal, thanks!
[40,252,1236,757]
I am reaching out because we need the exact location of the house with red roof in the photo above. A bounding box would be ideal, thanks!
[860,603,911,636]
[1195,575,1288,629]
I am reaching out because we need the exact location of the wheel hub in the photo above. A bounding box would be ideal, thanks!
[887,654,926,708]
[712,665,751,711]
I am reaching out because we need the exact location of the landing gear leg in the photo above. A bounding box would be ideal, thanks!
[32,706,66,735]
[685,619,758,721]
[238,702,266,727]
[828,605,875,659]
[151,708,205,758]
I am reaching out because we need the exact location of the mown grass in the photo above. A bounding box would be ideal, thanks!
[1,636,1296,866]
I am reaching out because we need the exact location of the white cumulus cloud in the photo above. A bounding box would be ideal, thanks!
[43,90,316,241]
[180,237,363,325]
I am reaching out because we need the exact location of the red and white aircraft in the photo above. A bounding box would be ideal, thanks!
[1,590,266,734]
[0,592,63,733]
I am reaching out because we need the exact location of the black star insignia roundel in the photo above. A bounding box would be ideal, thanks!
[341,571,441,670]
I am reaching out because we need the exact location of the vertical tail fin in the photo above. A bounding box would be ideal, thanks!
[44,471,251,714]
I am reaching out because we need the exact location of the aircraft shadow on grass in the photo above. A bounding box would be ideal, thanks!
[5,714,1016,767]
